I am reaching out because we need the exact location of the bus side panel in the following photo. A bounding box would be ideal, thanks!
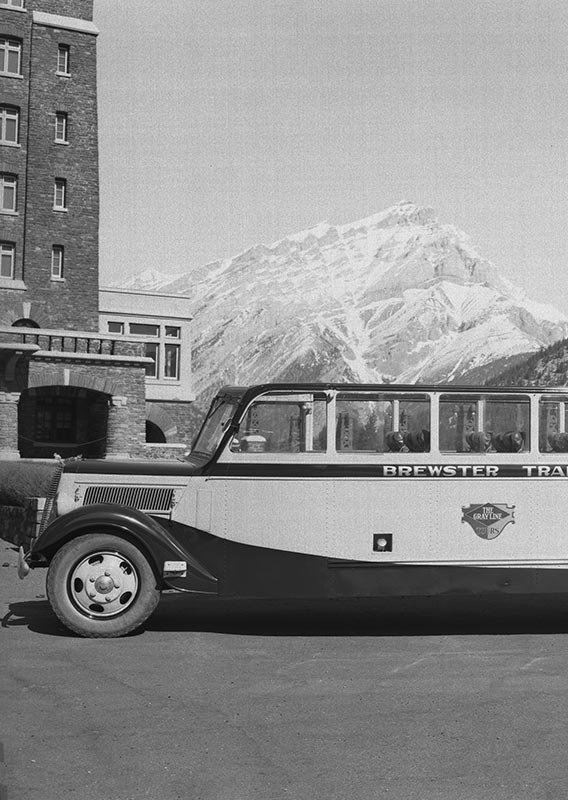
[331,476,568,565]
[205,473,556,564]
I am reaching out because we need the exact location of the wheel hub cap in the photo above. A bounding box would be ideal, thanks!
[70,551,139,618]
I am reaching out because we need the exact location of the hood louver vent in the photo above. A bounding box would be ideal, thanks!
[83,486,175,514]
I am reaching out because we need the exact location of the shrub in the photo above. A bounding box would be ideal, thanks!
[0,460,59,507]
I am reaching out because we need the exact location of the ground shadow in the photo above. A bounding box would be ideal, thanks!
[5,593,568,638]
[147,592,568,637]
[2,598,72,636]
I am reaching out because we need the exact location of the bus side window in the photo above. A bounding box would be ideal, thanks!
[540,397,568,452]
[335,395,430,453]
[439,395,529,453]
[485,397,529,452]
[235,397,327,454]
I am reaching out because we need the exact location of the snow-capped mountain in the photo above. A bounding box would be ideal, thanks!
[111,201,568,399]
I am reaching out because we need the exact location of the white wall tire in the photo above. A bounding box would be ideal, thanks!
[47,533,161,638]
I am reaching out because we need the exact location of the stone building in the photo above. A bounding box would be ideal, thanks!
[99,288,195,455]
[0,0,195,459]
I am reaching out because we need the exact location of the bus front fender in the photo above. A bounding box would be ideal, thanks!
[32,504,218,593]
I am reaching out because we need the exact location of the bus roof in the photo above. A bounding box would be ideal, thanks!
[216,382,568,403]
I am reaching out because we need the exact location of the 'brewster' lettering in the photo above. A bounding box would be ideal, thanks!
[382,465,500,477]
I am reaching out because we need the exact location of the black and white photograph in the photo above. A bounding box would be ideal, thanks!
[2,1,568,798]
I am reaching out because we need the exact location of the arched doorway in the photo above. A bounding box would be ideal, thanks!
[145,420,166,443]
[12,318,40,328]
[18,386,109,459]
[145,403,177,443]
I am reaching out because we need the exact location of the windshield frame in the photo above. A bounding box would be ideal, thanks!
[189,397,239,459]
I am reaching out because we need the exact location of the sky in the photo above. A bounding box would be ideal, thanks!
[94,0,568,312]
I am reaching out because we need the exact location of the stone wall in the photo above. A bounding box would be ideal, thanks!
[146,400,206,447]
[0,498,45,548]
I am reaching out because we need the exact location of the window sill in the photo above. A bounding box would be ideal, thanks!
[56,71,70,78]
[0,142,21,148]
[0,4,26,11]
[50,277,65,282]
[54,140,69,146]
[145,377,181,385]
[0,72,23,80]
[52,207,68,213]
[0,210,18,216]
[0,278,26,290]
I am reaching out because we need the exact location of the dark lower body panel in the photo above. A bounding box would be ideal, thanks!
[163,522,568,599]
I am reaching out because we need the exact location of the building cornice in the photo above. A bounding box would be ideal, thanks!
[32,11,99,36]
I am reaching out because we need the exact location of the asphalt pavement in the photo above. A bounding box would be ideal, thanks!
[2,541,568,800]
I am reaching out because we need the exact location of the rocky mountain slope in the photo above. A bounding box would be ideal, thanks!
[486,337,568,387]
[115,201,568,400]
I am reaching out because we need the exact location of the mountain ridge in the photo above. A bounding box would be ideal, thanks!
[110,201,568,401]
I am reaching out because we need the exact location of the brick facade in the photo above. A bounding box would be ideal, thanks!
[0,326,149,460]
[0,2,199,460]
[0,0,99,330]
[146,400,204,447]
[25,1,94,20]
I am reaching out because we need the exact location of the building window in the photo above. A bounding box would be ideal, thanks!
[130,322,159,337]
[53,178,67,210]
[0,174,17,212]
[0,38,22,76]
[0,1,25,8]
[57,45,70,75]
[55,112,68,143]
[108,319,184,381]
[51,245,64,279]
[144,342,159,378]
[164,344,180,379]
[0,242,15,279]
[36,396,76,443]
[0,105,19,144]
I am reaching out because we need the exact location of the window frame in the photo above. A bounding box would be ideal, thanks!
[0,173,17,213]
[539,395,568,453]
[0,241,15,279]
[105,318,185,383]
[163,343,180,380]
[334,390,431,454]
[0,105,19,145]
[144,342,159,379]
[0,37,22,76]
[51,245,64,280]
[53,178,67,210]
[0,0,25,8]
[55,111,68,144]
[57,44,70,76]
[438,393,530,455]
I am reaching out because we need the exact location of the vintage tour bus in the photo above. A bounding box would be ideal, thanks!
[17,382,568,637]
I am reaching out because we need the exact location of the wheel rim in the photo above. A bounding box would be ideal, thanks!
[68,551,140,618]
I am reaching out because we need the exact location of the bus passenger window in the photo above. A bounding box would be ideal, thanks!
[539,397,568,452]
[336,394,430,453]
[439,395,529,453]
[234,395,327,454]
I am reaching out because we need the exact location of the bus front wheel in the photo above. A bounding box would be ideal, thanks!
[46,533,161,638]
